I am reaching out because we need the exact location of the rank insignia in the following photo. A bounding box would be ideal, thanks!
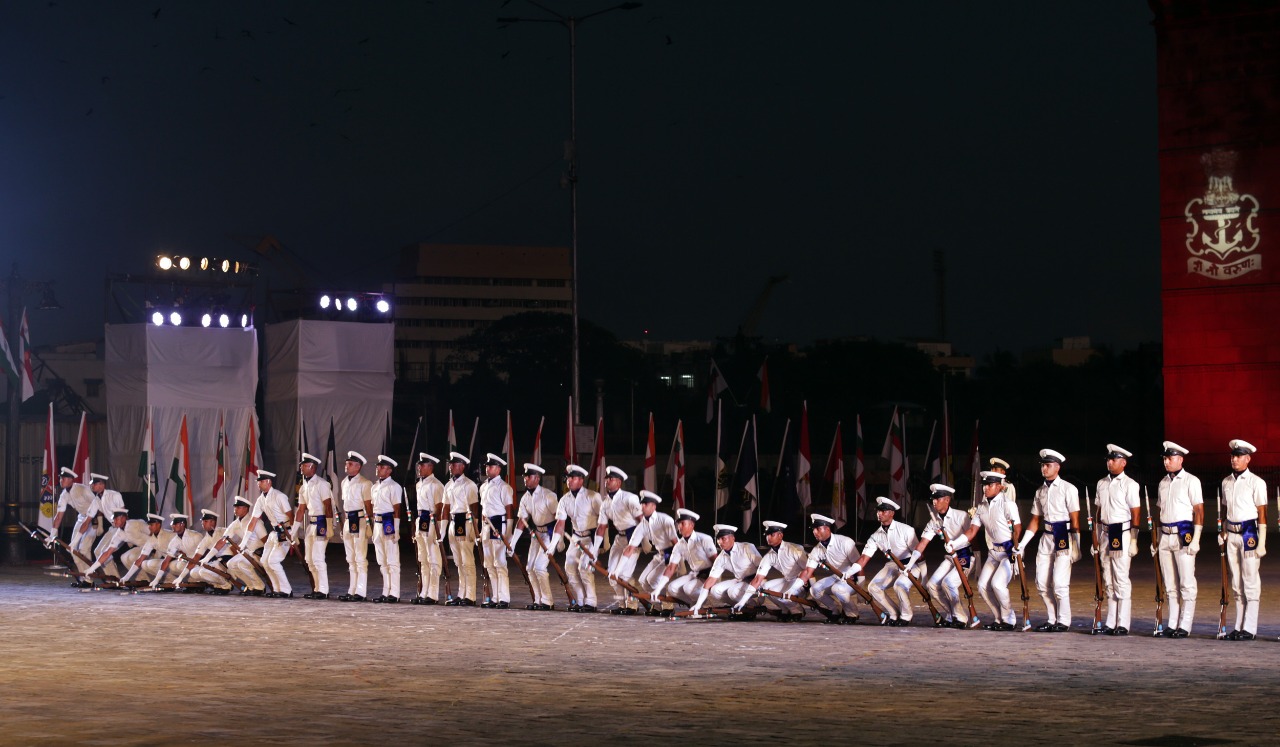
[1111,538,1121,549]
[1184,533,1193,544]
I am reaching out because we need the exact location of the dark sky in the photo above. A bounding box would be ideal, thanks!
[0,1,1158,356]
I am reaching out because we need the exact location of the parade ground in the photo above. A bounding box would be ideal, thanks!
[1,557,1275,747]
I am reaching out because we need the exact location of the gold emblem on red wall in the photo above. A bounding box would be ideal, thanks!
[1185,150,1261,280]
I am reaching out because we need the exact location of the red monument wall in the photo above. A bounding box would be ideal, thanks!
[1155,1,1280,470]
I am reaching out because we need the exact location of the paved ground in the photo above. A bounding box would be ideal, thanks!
[2,548,1277,746]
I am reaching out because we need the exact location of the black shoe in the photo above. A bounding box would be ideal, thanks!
[481,600,496,608]
[249,589,266,597]
[1152,628,1167,637]
[1225,629,1241,640]
[1097,625,1113,636]
[526,603,541,610]
[567,603,581,612]
[214,587,232,595]
[445,597,461,606]
[422,597,437,605]
[1172,628,1189,639]
[581,604,597,613]
[644,607,664,617]
[933,618,949,628]
[1112,626,1128,636]
[384,596,398,604]
[823,615,842,625]
[1034,622,1054,632]
[351,594,367,602]
[338,593,353,602]
[411,596,423,605]
[1238,631,1256,640]
[461,598,476,606]
[496,601,509,609]
[1052,623,1069,632]
[372,596,388,603]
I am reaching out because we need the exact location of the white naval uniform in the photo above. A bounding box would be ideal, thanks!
[517,485,560,607]
[1157,469,1203,632]
[1032,478,1081,626]
[370,476,403,598]
[56,483,98,572]
[299,473,335,595]
[863,521,924,621]
[89,489,127,558]
[253,487,295,594]
[479,476,514,604]
[633,512,679,593]
[705,541,762,606]
[667,530,717,604]
[220,515,267,591]
[187,528,233,589]
[131,528,177,581]
[976,494,1021,625]
[1222,469,1268,635]
[756,540,809,614]
[99,519,151,576]
[557,487,603,606]
[143,529,205,582]
[598,489,643,607]
[414,474,445,600]
[805,534,863,618]
[341,473,374,598]
[922,508,979,623]
[443,473,480,601]
[1095,471,1140,630]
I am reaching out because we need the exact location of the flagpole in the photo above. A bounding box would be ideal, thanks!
[764,417,789,543]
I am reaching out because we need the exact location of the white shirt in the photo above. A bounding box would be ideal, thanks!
[88,489,126,520]
[923,508,978,549]
[805,533,860,573]
[631,512,678,553]
[370,477,404,516]
[708,541,762,581]
[341,473,374,513]
[191,527,222,559]
[1032,479,1080,524]
[669,531,717,573]
[598,490,643,532]
[252,487,293,526]
[1157,470,1203,524]
[517,486,559,528]
[164,528,206,560]
[299,473,334,517]
[479,476,514,518]
[219,514,263,553]
[756,540,807,578]
[556,488,602,536]
[56,483,95,517]
[105,519,151,551]
[1095,472,1140,525]
[978,495,1021,545]
[442,474,479,515]
[1222,469,1267,523]
[863,521,919,561]
[415,474,445,518]
[138,528,177,559]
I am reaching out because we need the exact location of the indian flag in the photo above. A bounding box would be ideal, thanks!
[170,414,191,514]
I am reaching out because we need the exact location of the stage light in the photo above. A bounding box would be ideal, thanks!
[218,313,230,328]
[157,256,173,271]
[375,299,390,313]
[220,259,230,273]
[201,313,212,328]
[151,311,164,326]
[240,313,249,328]
[320,294,331,309]
[177,257,191,270]
[346,297,357,311]
[199,257,210,271]
[170,311,182,326]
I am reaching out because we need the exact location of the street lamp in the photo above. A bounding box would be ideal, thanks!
[498,0,642,427]
[2,264,61,565]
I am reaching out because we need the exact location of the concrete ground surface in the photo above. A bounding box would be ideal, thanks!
[1,551,1276,747]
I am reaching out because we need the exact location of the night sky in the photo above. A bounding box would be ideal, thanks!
[0,1,1158,356]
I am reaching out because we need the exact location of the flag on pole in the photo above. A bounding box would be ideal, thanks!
[18,309,35,402]
[169,414,191,515]
[212,412,225,503]
[138,408,157,513]
[0,314,18,386]
[531,416,544,467]
[881,406,908,512]
[941,398,954,486]
[706,358,729,423]
[502,410,517,493]
[587,417,606,490]
[776,418,801,525]
[733,416,759,532]
[666,420,686,511]
[446,409,458,455]
[72,411,90,486]
[325,417,341,500]
[854,414,867,521]
[968,419,981,505]
[825,422,846,527]
[924,420,942,484]
[242,416,258,494]
[643,413,657,492]
[796,401,812,510]
[38,402,56,534]
[563,397,576,467]
[757,358,771,413]
[714,400,730,512]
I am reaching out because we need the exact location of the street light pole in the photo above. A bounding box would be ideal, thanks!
[498,1,641,428]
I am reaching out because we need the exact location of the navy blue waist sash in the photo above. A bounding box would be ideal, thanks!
[993,539,1014,554]
[453,513,468,537]
[1106,523,1127,552]
[954,546,973,570]
[417,510,433,532]
[1047,521,1070,551]
[314,515,328,537]
[1227,519,1259,552]
[346,510,362,533]
[1173,520,1194,548]
[620,525,637,540]
[378,513,396,536]
[488,515,506,539]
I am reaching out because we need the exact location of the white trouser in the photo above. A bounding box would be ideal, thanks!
[1100,530,1134,630]
[606,537,640,606]
[565,536,596,606]
[1226,531,1261,634]
[978,550,1016,625]
[926,559,969,622]
[93,529,119,571]
[448,522,478,601]
[761,576,804,614]
[140,556,171,582]
[481,536,510,603]
[1157,531,1198,631]
[638,554,670,594]
[190,560,234,589]
[811,575,859,617]
[415,525,443,600]
[709,578,752,607]
[870,562,925,620]
[372,520,401,598]
[263,532,291,594]
[227,553,265,590]
[667,571,705,605]
[1036,534,1073,625]
[342,520,371,597]
[69,517,98,572]
[305,524,330,595]
[119,547,144,576]
[525,530,555,606]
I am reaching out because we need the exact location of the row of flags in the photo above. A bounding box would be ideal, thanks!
[0,309,36,403]
[705,356,775,422]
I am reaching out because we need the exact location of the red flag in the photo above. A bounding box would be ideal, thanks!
[854,414,867,520]
[19,309,35,402]
[587,417,605,489]
[211,412,225,502]
[881,406,907,513]
[72,411,90,486]
[531,416,544,467]
[796,401,812,509]
[667,420,686,510]
[825,422,846,526]
[243,416,258,493]
[502,410,516,493]
[563,397,576,467]
[446,409,458,454]
[941,398,954,486]
[643,413,657,492]
[38,402,56,533]
[968,419,981,504]
[757,358,771,413]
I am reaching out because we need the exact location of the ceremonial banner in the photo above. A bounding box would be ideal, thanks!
[38,403,56,534]
[796,401,812,510]
[643,413,657,493]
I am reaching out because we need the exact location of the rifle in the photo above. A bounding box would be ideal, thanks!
[231,540,275,593]
[485,515,536,603]
[530,524,575,604]
[20,521,94,570]
[885,549,942,624]
[1217,489,1230,639]
[936,519,981,629]
[758,586,820,610]
[1085,487,1105,634]
[1013,550,1031,631]
[575,539,653,612]
[1145,486,1166,636]
[817,560,889,622]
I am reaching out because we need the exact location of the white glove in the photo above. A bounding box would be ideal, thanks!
[548,534,562,552]
[782,578,804,600]
[1218,531,1226,547]
[944,541,956,554]
[689,587,709,615]
[1150,541,1157,557]
[43,533,57,549]
[1069,532,1081,563]
[1128,534,1139,558]
[1017,532,1034,554]
[510,528,523,548]
[903,550,922,574]
[1089,543,1098,557]
[1257,525,1267,559]
[733,586,755,611]
[85,561,101,575]
[592,535,603,557]
[1189,525,1202,556]
[1011,559,1019,576]
[578,554,591,574]
[842,563,863,580]
[148,574,161,589]
[651,575,669,599]
[290,524,302,543]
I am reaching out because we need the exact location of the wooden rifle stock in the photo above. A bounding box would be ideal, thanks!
[886,550,941,623]
[530,526,575,603]
[1145,487,1166,634]
[1217,490,1230,638]
[937,527,980,627]
[485,516,536,603]
[1085,488,1104,633]
[817,561,889,621]
[758,586,820,610]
